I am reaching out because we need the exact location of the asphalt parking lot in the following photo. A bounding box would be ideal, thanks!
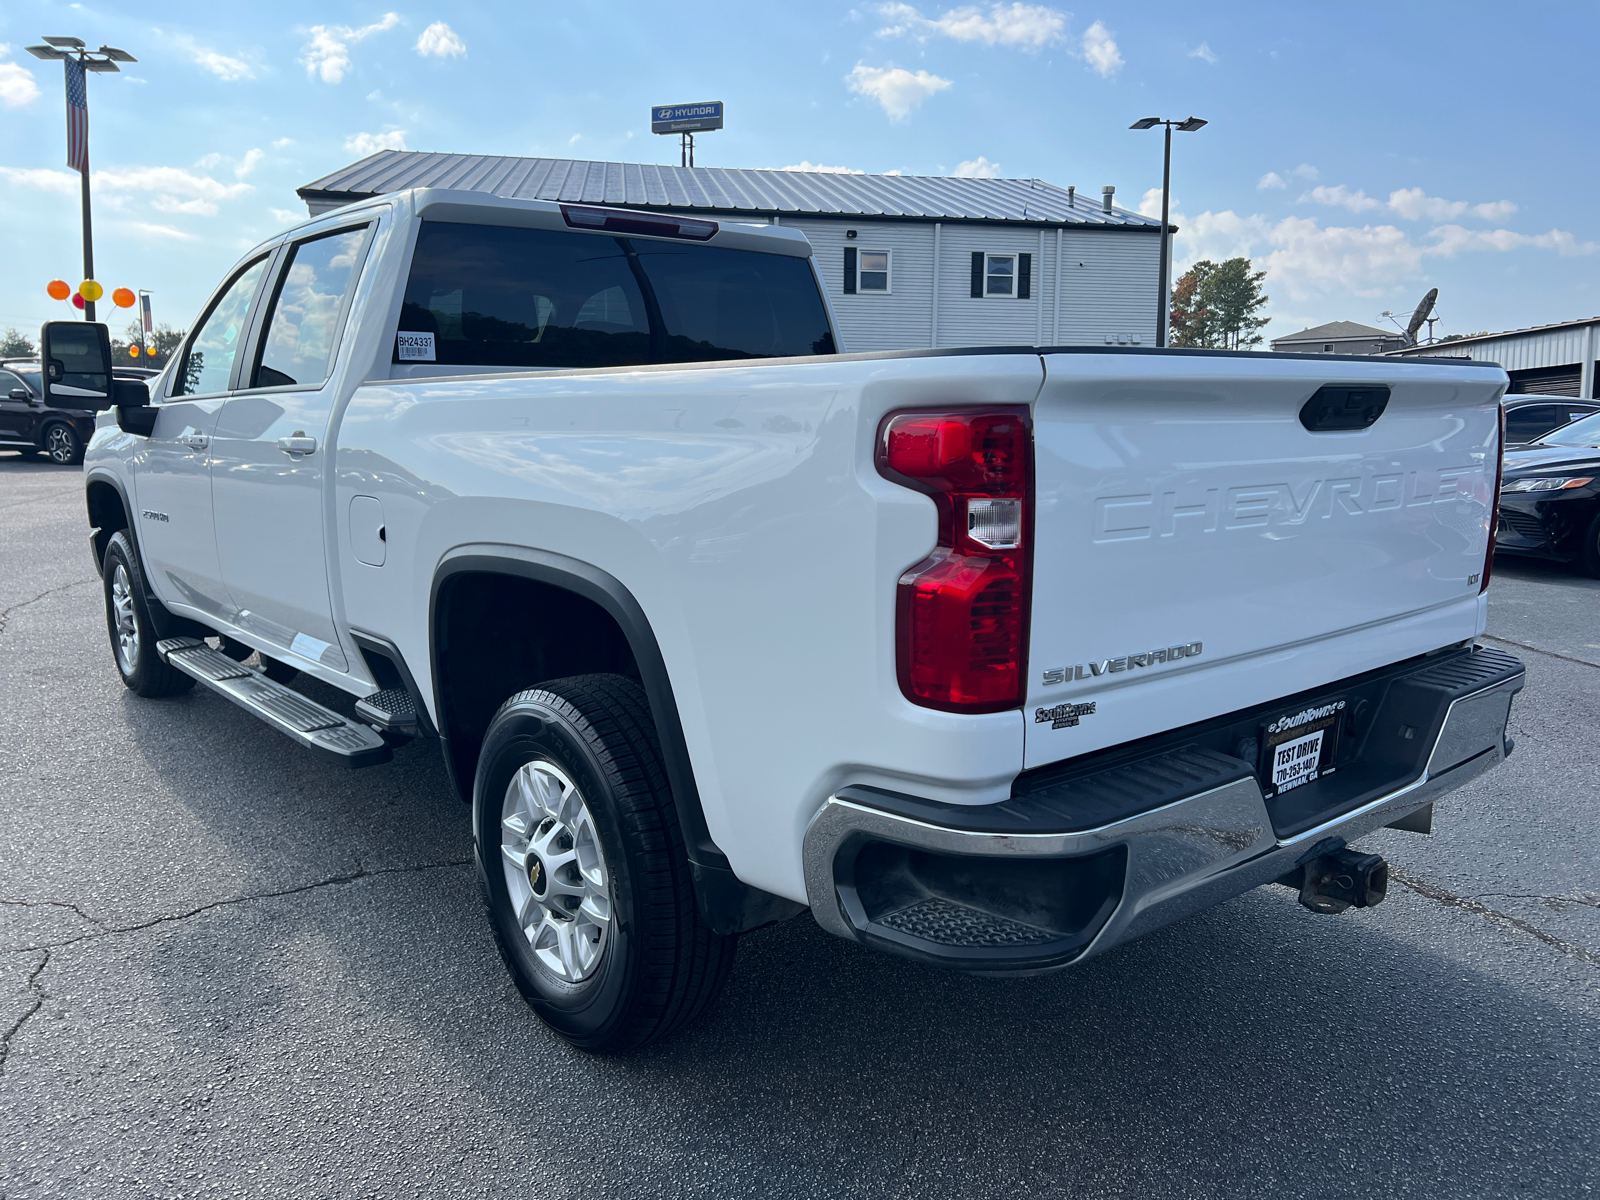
[1,455,1596,1199]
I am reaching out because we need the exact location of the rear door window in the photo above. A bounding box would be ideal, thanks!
[1505,404,1557,443]
[250,226,370,389]
[174,257,270,397]
[394,221,835,370]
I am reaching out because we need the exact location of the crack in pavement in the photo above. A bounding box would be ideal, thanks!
[1391,868,1600,969]
[0,858,473,956]
[0,577,97,638]
[0,949,49,1076]
[1479,633,1600,672]
[0,897,104,925]
[1462,892,1600,911]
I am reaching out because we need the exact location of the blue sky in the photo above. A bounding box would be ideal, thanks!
[2,0,1597,345]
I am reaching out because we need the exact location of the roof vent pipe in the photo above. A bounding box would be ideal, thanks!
[1067,185,1075,206]
[1101,185,1115,213]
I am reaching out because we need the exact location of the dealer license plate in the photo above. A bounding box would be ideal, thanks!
[1258,699,1345,799]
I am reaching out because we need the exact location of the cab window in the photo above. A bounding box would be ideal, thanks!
[251,226,369,389]
[173,257,270,397]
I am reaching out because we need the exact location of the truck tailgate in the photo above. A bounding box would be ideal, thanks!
[1024,352,1505,770]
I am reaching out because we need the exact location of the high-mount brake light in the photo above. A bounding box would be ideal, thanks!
[877,408,1033,713]
[1481,403,1504,595]
[560,204,718,241]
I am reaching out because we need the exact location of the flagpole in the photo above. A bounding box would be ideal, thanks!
[78,70,95,323]
[27,38,137,321]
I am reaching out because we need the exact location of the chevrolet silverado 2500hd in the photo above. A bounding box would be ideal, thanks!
[52,188,1522,1051]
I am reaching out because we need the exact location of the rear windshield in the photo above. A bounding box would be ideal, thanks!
[394,221,835,371]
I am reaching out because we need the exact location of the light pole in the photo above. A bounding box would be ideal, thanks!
[1130,116,1206,348]
[25,36,136,323]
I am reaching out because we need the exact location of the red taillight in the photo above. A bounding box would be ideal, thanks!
[877,408,1032,713]
[1481,402,1505,594]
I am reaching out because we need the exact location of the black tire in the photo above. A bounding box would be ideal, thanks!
[473,674,736,1053]
[41,422,82,465]
[1580,513,1600,579]
[102,530,194,698]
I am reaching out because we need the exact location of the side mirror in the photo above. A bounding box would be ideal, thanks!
[39,321,113,411]
[8,388,29,402]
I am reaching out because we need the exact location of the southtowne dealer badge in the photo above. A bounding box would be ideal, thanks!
[1035,701,1097,730]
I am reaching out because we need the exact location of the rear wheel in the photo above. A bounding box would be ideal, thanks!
[473,674,736,1052]
[42,423,82,465]
[102,531,194,698]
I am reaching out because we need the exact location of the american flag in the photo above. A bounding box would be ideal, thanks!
[64,57,88,173]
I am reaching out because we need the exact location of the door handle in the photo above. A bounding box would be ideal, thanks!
[176,433,209,449]
[277,432,317,456]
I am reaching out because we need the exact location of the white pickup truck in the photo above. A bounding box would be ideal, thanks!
[53,188,1523,1052]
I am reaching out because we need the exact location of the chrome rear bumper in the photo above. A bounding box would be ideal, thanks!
[803,647,1523,972]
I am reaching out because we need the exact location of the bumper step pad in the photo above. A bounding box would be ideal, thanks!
[353,686,420,736]
[156,638,391,768]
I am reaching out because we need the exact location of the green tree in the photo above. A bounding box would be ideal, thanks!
[0,327,35,357]
[1169,258,1271,350]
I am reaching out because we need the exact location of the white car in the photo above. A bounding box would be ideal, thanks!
[58,187,1523,1052]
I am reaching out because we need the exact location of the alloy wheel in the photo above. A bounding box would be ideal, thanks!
[500,759,612,982]
[111,563,139,676]
[45,426,76,464]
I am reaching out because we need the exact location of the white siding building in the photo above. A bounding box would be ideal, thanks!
[298,152,1163,352]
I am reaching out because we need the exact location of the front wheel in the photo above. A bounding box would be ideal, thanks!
[102,531,194,697]
[473,674,736,1053]
[42,423,82,465]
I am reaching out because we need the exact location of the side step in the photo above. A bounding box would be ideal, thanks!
[353,687,420,736]
[157,638,392,768]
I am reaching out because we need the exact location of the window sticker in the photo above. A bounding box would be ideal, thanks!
[396,331,436,362]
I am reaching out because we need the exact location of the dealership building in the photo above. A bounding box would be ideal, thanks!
[1390,316,1600,397]
[298,151,1164,354]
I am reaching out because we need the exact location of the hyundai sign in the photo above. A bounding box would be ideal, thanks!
[651,101,725,135]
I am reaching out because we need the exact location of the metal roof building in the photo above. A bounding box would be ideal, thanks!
[298,151,1165,353]
[1390,316,1600,397]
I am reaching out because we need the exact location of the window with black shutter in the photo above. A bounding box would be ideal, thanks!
[970,252,984,298]
[843,247,857,295]
[1018,253,1032,300]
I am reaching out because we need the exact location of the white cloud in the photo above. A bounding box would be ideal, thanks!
[1291,163,1318,181]
[1386,187,1517,223]
[1189,42,1218,64]
[302,13,400,84]
[272,137,294,148]
[1258,172,1286,190]
[270,207,303,224]
[1081,21,1122,76]
[95,166,254,203]
[0,50,41,108]
[126,222,200,242]
[1428,224,1595,258]
[782,161,866,174]
[235,148,264,179]
[345,129,408,156]
[1138,187,1170,217]
[1302,184,1382,213]
[415,21,466,57]
[152,195,219,217]
[847,64,952,119]
[0,166,77,192]
[1169,201,1597,304]
[875,2,1066,47]
[194,152,224,170]
[953,155,1002,178]
[163,31,254,81]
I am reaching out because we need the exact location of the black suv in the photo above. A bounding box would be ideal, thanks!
[0,359,157,465]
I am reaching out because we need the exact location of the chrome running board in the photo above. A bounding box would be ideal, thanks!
[156,637,392,768]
